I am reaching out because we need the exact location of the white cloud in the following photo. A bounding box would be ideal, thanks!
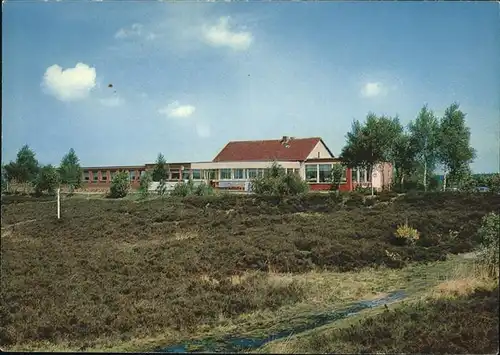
[196,122,211,138]
[115,23,144,39]
[158,101,196,118]
[202,16,253,51]
[99,96,125,107]
[115,23,158,41]
[361,82,385,98]
[42,63,96,101]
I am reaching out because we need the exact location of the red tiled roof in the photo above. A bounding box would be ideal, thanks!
[213,137,331,162]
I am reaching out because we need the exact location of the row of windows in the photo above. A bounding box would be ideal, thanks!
[82,168,301,182]
[305,164,348,183]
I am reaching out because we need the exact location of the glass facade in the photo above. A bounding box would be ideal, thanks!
[233,169,245,179]
[220,169,231,180]
[305,165,317,182]
[318,164,332,182]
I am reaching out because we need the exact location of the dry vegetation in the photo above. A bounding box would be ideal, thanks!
[1,192,499,351]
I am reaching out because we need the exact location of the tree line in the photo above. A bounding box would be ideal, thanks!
[2,102,497,198]
[1,146,83,195]
[340,102,479,193]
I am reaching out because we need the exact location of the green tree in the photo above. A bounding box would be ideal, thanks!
[139,171,152,198]
[152,153,168,182]
[4,145,40,193]
[392,132,418,189]
[1,165,7,193]
[437,103,476,191]
[340,113,402,195]
[408,105,440,191]
[109,171,130,198]
[330,164,344,192]
[34,165,60,195]
[58,148,83,193]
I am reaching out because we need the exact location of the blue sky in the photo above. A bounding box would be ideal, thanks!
[3,1,499,173]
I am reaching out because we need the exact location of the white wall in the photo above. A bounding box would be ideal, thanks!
[306,141,334,160]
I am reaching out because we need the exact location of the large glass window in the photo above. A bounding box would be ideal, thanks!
[233,169,245,179]
[129,170,136,181]
[192,169,201,179]
[257,169,265,178]
[204,170,217,180]
[305,165,317,182]
[182,170,190,180]
[101,172,108,182]
[83,171,90,181]
[319,164,332,182]
[92,171,98,181]
[248,168,257,179]
[220,169,231,180]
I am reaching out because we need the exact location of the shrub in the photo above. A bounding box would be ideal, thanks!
[171,180,194,197]
[395,220,420,245]
[251,162,309,196]
[487,174,500,194]
[194,181,214,196]
[477,212,499,277]
[156,179,168,196]
[34,165,60,196]
[109,171,130,198]
[139,171,152,198]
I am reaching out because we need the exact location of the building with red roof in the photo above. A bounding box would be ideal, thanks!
[81,136,392,192]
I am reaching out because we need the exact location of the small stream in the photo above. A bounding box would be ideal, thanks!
[155,290,407,353]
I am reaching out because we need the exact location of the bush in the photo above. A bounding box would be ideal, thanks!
[194,182,214,196]
[487,174,500,193]
[170,180,215,198]
[251,162,309,196]
[139,171,152,199]
[109,171,130,198]
[395,220,420,245]
[477,212,499,277]
[34,165,60,196]
[156,179,168,196]
[171,180,195,197]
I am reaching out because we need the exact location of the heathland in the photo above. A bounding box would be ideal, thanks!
[1,192,499,353]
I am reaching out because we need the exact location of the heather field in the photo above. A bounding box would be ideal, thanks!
[1,192,499,352]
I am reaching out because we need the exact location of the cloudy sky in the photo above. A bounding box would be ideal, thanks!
[2,2,499,173]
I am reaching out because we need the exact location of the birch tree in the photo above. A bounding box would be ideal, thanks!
[437,103,476,191]
[408,105,439,191]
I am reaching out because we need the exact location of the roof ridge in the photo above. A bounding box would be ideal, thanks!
[227,137,320,143]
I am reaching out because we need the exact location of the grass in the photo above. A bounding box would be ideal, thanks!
[258,258,498,354]
[1,192,499,352]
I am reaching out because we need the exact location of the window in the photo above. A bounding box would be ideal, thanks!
[247,169,257,179]
[182,170,191,180]
[352,167,358,183]
[220,169,231,180]
[101,172,108,182]
[171,170,180,180]
[92,171,98,181]
[305,165,317,182]
[341,166,347,183]
[129,170,136,181]
[233,169,245,179]
[83,171,90,181]
[257,169,265,178]
[192,169,201,179]
[319,164,332,182]
[204,170,217,180]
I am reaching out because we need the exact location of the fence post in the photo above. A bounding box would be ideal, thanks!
[57,188,61,220]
